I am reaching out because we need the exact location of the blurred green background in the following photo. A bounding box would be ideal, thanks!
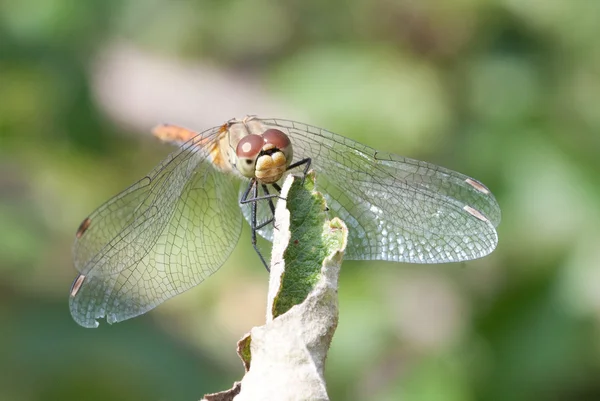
[2,0,600,400]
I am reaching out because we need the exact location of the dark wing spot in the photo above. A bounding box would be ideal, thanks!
[76,218,91,239]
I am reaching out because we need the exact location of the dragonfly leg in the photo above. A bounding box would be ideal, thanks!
[255,184,278,231]
[239,177,254,204]
[240,181,282,204]
[240,180,281,221]
[255,218,274,230]
[240,179,271,271]
[287,158,311,183]
[262,184,277,215]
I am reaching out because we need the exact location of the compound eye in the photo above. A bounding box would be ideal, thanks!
[261,129,291,151]
[262,128,292,166]
[235,135,263,177]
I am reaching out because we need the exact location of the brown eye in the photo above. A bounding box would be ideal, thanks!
[261,128,293,171]
[236,134,264,178]
[261,129,291,150]
[236,135,263,159]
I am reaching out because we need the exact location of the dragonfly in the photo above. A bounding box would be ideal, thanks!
[69,116,501,328]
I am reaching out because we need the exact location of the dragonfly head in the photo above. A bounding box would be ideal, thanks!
[235,129,293,184]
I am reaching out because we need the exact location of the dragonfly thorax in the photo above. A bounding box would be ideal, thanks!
[235,129,293,184]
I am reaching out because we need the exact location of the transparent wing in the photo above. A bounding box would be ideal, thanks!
[259,118,500,264]
[69,127,243,327]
